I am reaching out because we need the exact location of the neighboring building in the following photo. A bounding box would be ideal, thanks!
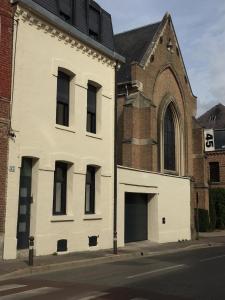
[4,0,123,259]
[0,0,14,257]
[198,103,225,189]
[115,13,206,246]
[192,118,209,210]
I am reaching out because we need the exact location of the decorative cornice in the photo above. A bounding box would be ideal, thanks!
[15,6,118,69]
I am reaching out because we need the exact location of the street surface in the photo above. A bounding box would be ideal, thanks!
[1,245,225,299]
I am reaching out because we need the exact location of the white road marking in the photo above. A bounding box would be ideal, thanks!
[73,291,109,300]
[200,254,225,262]
[130,298,148,300]
[0,284,26,292]
[0,287,60,299]
[126,264,186,279]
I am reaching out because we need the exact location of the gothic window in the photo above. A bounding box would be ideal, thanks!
[164,104,176,171]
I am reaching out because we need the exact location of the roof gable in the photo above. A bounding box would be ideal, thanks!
[115,22,161,66]
[114,13,196,98]
[198,103,225,129]
[114,21,161,82]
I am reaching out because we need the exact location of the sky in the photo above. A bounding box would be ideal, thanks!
[97,0,225,116]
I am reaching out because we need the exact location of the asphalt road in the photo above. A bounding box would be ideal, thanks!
[1,245,225,299]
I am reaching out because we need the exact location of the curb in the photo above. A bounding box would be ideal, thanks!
[0,241,224,282]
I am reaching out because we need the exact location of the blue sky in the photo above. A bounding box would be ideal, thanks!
[97,0,225,116]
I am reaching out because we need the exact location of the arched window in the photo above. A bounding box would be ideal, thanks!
[164,104,176,171]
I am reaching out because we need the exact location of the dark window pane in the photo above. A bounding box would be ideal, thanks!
[209,162,220,182]
[53,162,67,215]
[214,130,225,150]
[89,30,99,41]
[56,103,64,125]
[87,84,97,133]
[164,105,176,171]
[87,85,97,113]
[85,166,95,214]
[89,6,100,40]
[56,71,70,126]
[57,72,70,104]
[58,0,72,22]
[56,103,69,126]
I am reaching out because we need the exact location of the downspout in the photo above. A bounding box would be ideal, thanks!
[9,8,19,138]
[113,61,119,254]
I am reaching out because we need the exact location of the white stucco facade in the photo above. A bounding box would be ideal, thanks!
[4,6,116,259]
[117,166,191,247]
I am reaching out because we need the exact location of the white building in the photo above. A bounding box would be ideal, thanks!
[4,0,124,259]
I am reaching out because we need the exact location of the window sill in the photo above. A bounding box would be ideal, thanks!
[83,214,103,221]
[55,124,76,133]
[86,132,102,140]
[164,170,179,176]
[51,215,74,222]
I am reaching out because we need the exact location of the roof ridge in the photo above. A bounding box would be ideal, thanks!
[198,103,225,119]
[115,21,161,37]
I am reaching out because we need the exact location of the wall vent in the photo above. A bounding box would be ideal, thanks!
[89,236,98,247]
[57,239,67,252]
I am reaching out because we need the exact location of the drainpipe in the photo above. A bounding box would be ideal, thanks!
[113,61,119,255]
[9,9,19,138]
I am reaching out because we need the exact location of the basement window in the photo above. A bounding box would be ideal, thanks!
[57,239,67,252]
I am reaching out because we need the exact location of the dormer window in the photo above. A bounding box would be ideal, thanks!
[89,5,101,41]
[209,115,216,122]
[57,0,73,23]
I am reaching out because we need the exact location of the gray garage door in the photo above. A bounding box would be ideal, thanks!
[125,193,148,243]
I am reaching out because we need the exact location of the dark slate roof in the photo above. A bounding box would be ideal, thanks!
[198,103,225,129]
[21,0,115,51]
[114,22,161,82]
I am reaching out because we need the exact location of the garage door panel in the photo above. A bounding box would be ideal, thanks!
[125,193,148,243]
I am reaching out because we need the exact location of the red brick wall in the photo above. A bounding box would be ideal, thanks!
[207,151,225,189]
[192,121,209,210]
[0,0,14,234]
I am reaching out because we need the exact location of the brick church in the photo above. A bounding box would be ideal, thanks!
[115,13,208,239]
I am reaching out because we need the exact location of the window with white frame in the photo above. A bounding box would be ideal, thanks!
[87,84,98,134]
[56,71,71,127]
[53,162,68,215]
[85,166,97,214]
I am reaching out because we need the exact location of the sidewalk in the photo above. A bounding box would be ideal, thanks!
[0,234,224,281]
